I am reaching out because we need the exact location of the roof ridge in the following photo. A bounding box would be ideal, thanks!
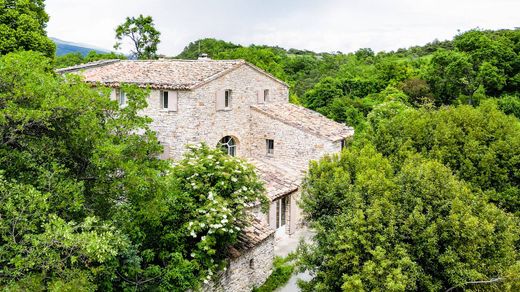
[120,59,245,63]
[56,59,121,73]
[251,103,354,142]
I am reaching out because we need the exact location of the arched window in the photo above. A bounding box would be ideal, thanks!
[218,136,237,156]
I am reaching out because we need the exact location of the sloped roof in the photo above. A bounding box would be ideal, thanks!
[229,216,274,258]
[249,158,299,201]
[57,59,287,90]
[251,103,355,142]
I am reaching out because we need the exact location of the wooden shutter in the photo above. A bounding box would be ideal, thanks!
[257,89,264,104]
[171,91,178,111]
[216,90,225,110]
[160,143,170,160]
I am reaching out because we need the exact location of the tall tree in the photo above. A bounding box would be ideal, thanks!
[0,0,55,57]
[114,14,161,59]
[299,144,520,291]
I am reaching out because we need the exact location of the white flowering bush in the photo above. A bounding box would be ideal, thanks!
[141,144,268,291]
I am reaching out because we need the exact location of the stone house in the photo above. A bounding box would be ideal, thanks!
[58,58,353,290]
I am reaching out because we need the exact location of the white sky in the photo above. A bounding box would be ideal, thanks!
[46,0,520,56]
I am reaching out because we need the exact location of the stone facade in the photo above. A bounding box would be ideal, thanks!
[204,217,275,292]
[138,64,289,159]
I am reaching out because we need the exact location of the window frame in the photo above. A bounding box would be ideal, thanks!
[224,89,232,109]
[266,139,274,155]
[116,89,126,106]
[161,91,169,109]
[263,89,269,102]
[218,136,237,156]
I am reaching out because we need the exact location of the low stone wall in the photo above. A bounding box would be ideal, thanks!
[204,233,274,291]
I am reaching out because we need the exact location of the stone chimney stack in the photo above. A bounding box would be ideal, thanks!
[198,53,211,61]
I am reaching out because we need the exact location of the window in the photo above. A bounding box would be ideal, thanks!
[218,136,236,156]
[217,90,232,111]
[224,90,231,108]
[161,91,169,109]
[249,259,255,269]
[116,89,126,106]
[161,91,178,111]
[263,89,269,102]
[275,196,287,229]
[340,139,346,150]
[266,139,274,155]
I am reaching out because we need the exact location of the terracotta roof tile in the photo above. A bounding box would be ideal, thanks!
[230,216,274,258]
[57,59,245,90]
[252,103,354,141]
[249,158,299,201]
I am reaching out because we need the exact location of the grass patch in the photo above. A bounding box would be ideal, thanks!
[253,254,296,292]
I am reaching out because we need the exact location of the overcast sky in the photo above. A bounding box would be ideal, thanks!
[46,0,519,56]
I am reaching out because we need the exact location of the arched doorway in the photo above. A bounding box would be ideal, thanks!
[218,136,237,156]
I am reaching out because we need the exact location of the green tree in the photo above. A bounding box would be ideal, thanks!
[498,94,520,119]
[54,50,127,68]
[299,145,520,291]
[54,51,84,68]
[366,101,520,215]
[114,14,161,59]
[176,38,241,59]
[0,51,145,289]
[426,49,477,105]
[0,0,55,57]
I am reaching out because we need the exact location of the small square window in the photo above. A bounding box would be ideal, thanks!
[224,90,231,108]
[266,139,274,155]
[161,91,169,109]
[263,89,269,102]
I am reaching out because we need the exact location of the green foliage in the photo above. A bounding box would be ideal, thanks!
[216,46,287,80]
[176,38,241,60]
[54,50,127,68]
[498,94,520,119]
[0,0,55,57]
[366,101,520,215]
[253,256,295,292]
[115,14,161,59]
[299,144,520,291]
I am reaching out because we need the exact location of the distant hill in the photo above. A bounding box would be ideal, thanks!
[52,38,109,56]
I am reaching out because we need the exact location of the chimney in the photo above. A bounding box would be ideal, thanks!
[198,53,211,61]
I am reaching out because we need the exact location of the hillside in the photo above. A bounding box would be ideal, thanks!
[52,37,109,56]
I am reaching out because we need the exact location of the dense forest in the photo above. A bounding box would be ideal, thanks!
[3,0,520,290]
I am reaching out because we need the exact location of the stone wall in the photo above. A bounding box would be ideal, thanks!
[205,234,274,292]
[250,108,342,175]
[133,64,289,160]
